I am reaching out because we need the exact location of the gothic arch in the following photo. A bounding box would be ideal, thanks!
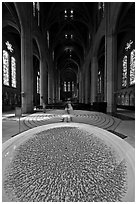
[114,2,134,34]
[32,30,48,61]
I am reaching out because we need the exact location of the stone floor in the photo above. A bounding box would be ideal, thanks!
[2,109,135,147]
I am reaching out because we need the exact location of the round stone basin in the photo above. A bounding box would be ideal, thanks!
[2,123,135,202]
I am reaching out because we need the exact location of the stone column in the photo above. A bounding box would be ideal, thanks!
[21,6,33,113]
[76,74,79,102]
[90,56,98,105]
[85,70,88,104]
[53,69,57,103]
[33,66,37,106]
[106,33,117,113]
[48,70,54,104]
[78,71,82,103]
[82,70,85,103]
[57,70,60,102]
[40,57,48,106]
[85,67,90,104]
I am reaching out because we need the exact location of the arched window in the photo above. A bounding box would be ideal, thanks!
[3,41,17,88]
[33,2,36,16]
[33,2,40,26]
[122,56,127,87]
[122,40,135,87]
[72,81,74,92]
[130,49,135,85]
[3,50,9,86]
[98,2,105,24]
[37,71,40,93]
[11,57,16,88]
[64,81,66,92]
[64,9,74,20]
[98,2,104,13]
[68,82,70,92]
[97,71,101,93]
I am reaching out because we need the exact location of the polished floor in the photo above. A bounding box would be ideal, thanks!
[2,109,135,147]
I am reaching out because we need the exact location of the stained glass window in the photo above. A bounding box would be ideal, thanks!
[64,9,74,20]
[33,2,36,16]
[98,71,101,93]
[5,41,13,52]
[37,74,40,94]
[130,49,135,85]
[3,41,17,88]
[125,40,133,51]
[36,2,40,11]
[122,40,135,87]
[98,2,104,18]
[64,9,67,19]
[72,82,74,91]
[68,82,70,91]
[3,50,9,86]
[98,2,104,10]
[64,81,66,92]
[33,2,40,25]
[122,56,127,87]
[70,9,74,19]
[11,57,16,88]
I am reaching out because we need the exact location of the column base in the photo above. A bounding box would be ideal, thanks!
[107,104,116,114]
[22,103,34,114]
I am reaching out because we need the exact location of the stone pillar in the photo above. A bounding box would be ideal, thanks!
[57,70,60,102]
[91,56,98,105]
[21,6,33,113]
[48,70,54,104]
[40,57,48,106]
[76,74,79,102]
[82,70,85,103]
[53,73,55,103]
[85,67,90,104]
[78,71,82,103]
[106,33,117,113]
[33,66,37,106]
[104,38,107,102]
[81,74,83,103]
[54,70,57,103]
[85,70,88,104]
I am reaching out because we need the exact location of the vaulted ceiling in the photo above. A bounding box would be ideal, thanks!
[40,2,97,81]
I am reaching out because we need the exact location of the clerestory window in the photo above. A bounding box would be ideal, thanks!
[33,2,40,26]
